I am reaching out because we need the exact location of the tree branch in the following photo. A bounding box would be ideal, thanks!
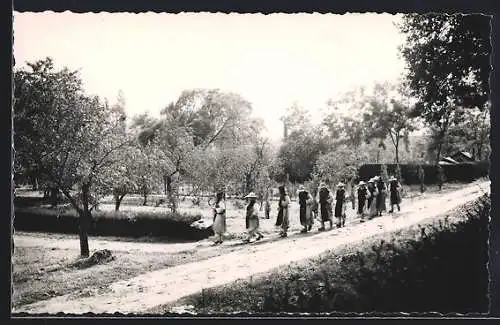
[94,138,133,170]
[202,118,231,150]
[60,188,82,214]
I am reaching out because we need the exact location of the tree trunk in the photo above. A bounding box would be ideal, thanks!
[79,184,92,257]
[245,173,253,193]
[49,187,59,207]
[477,143,483,161]
[78,210,90,257]
[142,192,148,206]
[166,175,177,213]
[436,140,443,166]
[60,187,90,257]
[395,141,400,165]
[114,193,126,211]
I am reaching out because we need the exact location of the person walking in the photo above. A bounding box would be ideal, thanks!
[389,176,402,213]
[418,165,426,193]
[349,180,356,210]
[298,185,314,233]
[243,192,264,243]
[334,182,347,228]
[437,164,445,191]
[211,191,227,244]
[264,190,271,219]
[375,176,387,216]
[318,182,334,231]
[311,188,319,223]
[277,185,291,237]
[367,178,379,219]
[275,188,284,226]
[357,181,369,222]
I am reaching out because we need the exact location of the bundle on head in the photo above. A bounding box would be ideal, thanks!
[216,192,225,202]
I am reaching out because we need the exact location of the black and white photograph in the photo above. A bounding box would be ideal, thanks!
[11,10,492,316]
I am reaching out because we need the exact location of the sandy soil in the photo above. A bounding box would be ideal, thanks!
[12,181,489,315]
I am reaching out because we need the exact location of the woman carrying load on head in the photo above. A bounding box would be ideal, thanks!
[264,189,271,219]
[349,180,356,210]
[357,180,369,222]
[334,182,347,228]
[277,185,291,238]
[367,178,379,219]
[298,185,314,233]
[275,187,284,226]
[375,176,387,216]
[311,188,319,222]
[317,182,334,231]
[389,176,402,213]
[212,191,227,245]
[243,192,264,243]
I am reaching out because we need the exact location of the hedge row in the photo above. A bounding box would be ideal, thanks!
[358,161,489,185]
[13,207,213,240]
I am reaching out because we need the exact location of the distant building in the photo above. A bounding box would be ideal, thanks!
[450,151,475,163]
[438,151,475,165]
[438,157,460,165]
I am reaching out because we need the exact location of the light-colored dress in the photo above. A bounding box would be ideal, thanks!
[212,202,226,235]
[368,186,379,218]
[279,195,291,232]
[246,204,260,234]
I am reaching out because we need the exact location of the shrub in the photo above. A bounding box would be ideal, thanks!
[13,206,212,240]
[358,162,489,185]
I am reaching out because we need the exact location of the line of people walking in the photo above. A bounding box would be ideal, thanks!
[356,176,402,222]
[210,175,403,245]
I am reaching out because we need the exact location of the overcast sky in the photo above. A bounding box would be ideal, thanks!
[13,12,406,141]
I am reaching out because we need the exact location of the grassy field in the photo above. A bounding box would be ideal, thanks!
[147,194,490,315]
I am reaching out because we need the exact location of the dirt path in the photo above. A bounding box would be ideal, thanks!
[13,181,489,314]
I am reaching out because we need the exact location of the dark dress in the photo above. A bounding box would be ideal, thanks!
[275,197,284,226]
[357,187,367,214]
[334,189,346,218]
[376,180,387,212]
[319,187,331,222]
[298,191,309,225]
[390,181,401,205]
